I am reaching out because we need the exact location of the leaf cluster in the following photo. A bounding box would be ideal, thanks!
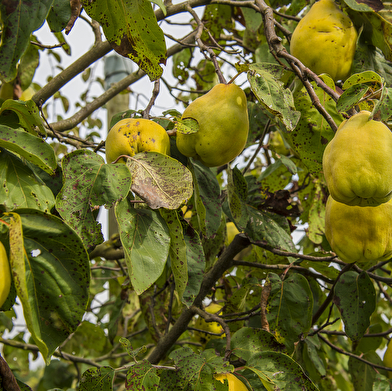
[1,1,392,391]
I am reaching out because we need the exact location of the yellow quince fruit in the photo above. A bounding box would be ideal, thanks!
[176,83,249,167]
[105,118,170,164]
[20,86,36,101]
[225,222,240,246]
[323,111,392,206]
[383,339,392,378]
[325,196,392,264]
[215,373,248,390]
[194,302,225,345]
[0,241,11,309]
[290,0,357,82]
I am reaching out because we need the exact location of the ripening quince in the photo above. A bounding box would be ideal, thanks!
[383,339,392,378]
[225,222,240,246]
[269,131,290,156]
[176,83,249,167]
[194,302,225,344]
[290,0,357,82]
[215,373,248,391]
[105,118,170,163]
[20,86,36,101]
[325,196,392,264]
[0,241,11,309]
[323,111,392,206]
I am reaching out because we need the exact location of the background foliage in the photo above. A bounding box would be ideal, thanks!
[1,0,392,390]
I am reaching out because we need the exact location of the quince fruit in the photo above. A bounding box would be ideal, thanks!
[0,241,11,308]
[105,118,170,163]
[269,131,290,156]
[194,302,225,345]
[225,222,240,246]
[20,86,36,101]
[176,83,249,167]
[325,196,392,264]
[290,0,357,82]
[383,339,392,378]
[323,111,392,206]
[215,373,248,390]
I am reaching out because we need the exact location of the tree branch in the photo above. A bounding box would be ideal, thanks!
[147,234,251,364]
[49,31,198,132]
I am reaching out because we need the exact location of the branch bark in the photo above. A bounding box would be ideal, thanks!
[50,31,198,132]
[147,234,251,364]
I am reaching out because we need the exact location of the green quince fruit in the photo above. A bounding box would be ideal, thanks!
[323,111,392,206]
[383,339,392,378]
[269,131,290,156]
[105,118,170,163]
[290,0,357,82]
[176,83,249,167]
[325,196,392,264]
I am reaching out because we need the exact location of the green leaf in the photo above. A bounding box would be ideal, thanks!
[46,0,72,32]
[78,367,115,391]
[0,99,46,136]
[336,84,370,113]
[56,149,131,250]
[248,63,301,131]
[0,126,56,175]
[127,152,193,210]
[333,271,376,341]
[338,71,383,113]
[245,206,295,252]
[227,167,249,230]
[172,48,192,85]
[181,219,205,306]
[258,159,292,195]
[372,374,392,391]
[284,76,342,175]
[34,360,74,390]
[246,351,319,390]
[175,117,199,135]
[298,179,326,244]
[162,347,233,390]
[231,327,286,362]
[4,210,90,365]
[348,351,384,391]
[0,0,53,82]
[125,360,160,390]
[191,160,222,238]
[0,149,55,213]
[82,0,167,81]
[266,272,314,353]
[115,198,170,294]
[18,40,40,90]
[160,209,188,301]
[303,335,326,377]
[61,321,108,357]
[150,0,167,15]
[355,324,383,354]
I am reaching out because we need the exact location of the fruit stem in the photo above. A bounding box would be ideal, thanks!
[227,72,241,85]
